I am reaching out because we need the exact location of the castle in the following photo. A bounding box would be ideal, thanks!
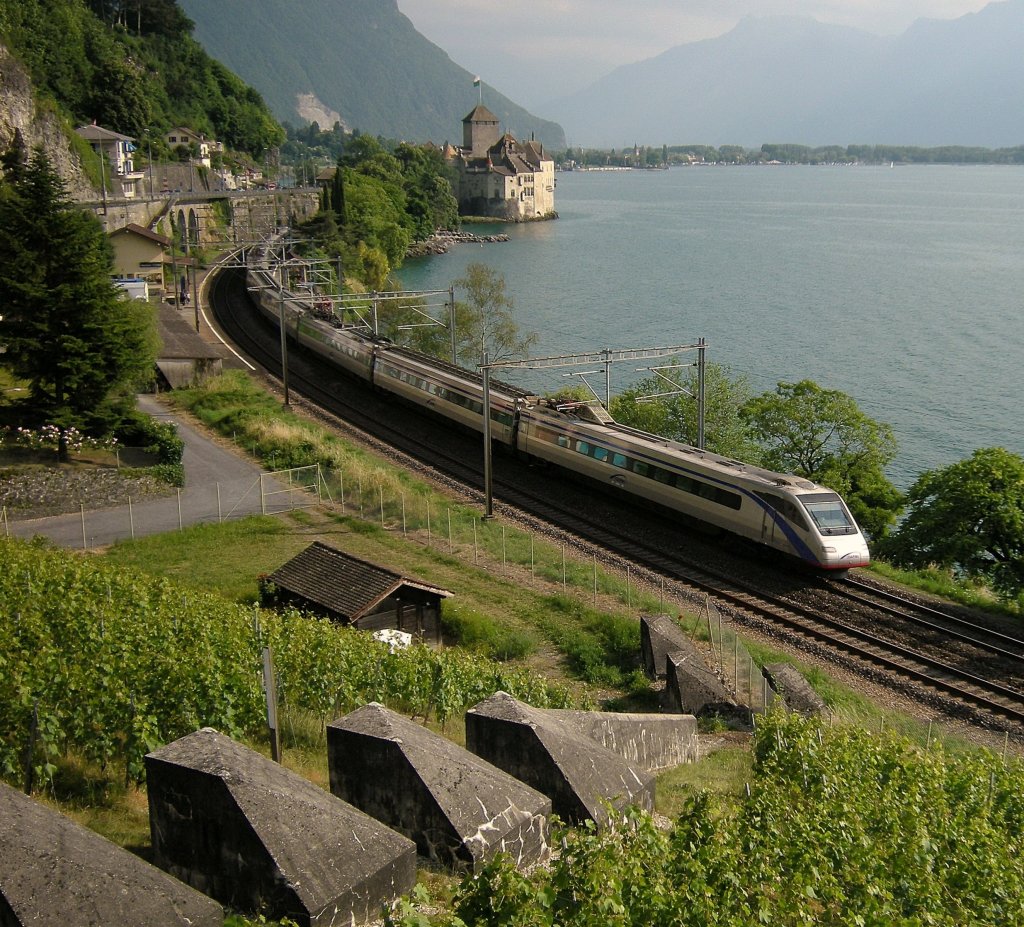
[450,105,555,221]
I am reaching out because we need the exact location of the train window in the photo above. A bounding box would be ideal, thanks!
[632,461,650,476]
[677,475,694,494]
[592,446,609,462]
[697,482,717,500]
[652,467,675,486]
[611,452,628,468]
[801,493,856,535]
[715,488,742,510]
[758,491,807,526]
[575,440,591,455]
[557,435,570,448]
[785,501,810,530]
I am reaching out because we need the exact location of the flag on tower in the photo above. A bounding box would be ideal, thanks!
[473,76,481,87]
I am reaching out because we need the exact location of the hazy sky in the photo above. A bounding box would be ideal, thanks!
[397,0,992,107]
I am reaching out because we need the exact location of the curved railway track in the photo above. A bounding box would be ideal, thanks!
[208,263,1024,734]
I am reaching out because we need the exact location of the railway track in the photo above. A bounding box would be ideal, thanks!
[208,264,1024,733]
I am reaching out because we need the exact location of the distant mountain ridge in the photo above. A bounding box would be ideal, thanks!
[549,0,1024,148]
[178,0,566,151]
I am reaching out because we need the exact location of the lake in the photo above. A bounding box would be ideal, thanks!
[396,165,1024,488]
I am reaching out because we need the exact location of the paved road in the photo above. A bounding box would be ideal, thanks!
[7,396,287,550]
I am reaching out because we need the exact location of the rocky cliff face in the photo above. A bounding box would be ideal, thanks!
[0,41,93,198]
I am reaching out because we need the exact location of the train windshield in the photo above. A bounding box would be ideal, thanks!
[800,493,857,536]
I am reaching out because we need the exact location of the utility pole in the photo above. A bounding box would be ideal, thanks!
[697,337,706,450]
[99,149,108,216]
[479,342,708,516]
[169,208,179,308]
[191,257,200,332]
[449,286,457,365]
[481,351,493,518]
[191,217,201,332]
[604,349,612,409]
[277,253,290,407]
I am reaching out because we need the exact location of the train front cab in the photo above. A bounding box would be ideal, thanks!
[758,488,869,568]
[799,491,870,568]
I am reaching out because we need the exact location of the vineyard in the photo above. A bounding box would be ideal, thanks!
[0,537,578,787]
[391,711,1024,927]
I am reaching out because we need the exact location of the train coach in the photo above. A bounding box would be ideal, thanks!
[518,400,870,570]
[244,246,870,570]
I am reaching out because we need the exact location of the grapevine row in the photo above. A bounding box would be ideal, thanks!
[0,537,578,786]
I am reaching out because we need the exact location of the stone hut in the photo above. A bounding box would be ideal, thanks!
[146,728,416,926]
[0,781,222,927]
[328,703,551,871]
[465,692,655,826]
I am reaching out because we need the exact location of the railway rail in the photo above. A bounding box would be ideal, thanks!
[207,263,1024,734]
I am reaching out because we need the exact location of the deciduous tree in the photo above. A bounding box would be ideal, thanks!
[450,263,538,367]
[0,147,157,459]
[741,379,902,537]
[611,362,762,462]
[879,447,1024,602]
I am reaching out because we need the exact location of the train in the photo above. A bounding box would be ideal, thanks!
[245,248,870,571]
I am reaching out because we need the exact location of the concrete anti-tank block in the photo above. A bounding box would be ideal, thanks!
[664,643,736,716]
[145,728,416,927]
[763,663,828,716]
[546,709,699,770]
[641,613,691,680]
[465,692,654,826]
[328,703,550,871]
[0,781,223,927]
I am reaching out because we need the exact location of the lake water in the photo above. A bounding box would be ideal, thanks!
[396,165,1024,488]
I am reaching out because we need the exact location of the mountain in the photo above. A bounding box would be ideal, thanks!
[549,0,1024,148]
[177,0,566,151]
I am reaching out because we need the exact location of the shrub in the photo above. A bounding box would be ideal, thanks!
[116,412,184,465]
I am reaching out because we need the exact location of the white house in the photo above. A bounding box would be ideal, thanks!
[165,127,213,168]
[75,124,145,200]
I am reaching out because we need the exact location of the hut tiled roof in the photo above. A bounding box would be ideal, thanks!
[111,223,171,247]
[267,542,451,621]
[157,306,221,360]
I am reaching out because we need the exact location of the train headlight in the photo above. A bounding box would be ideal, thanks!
[822,546,837,554]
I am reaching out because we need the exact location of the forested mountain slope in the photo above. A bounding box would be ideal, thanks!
[177,0,566,150]
[0,0,283,155]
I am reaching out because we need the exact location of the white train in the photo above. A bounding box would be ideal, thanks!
[246,254,870,570]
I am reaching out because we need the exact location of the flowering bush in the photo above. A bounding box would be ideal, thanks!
[0,424,118,453]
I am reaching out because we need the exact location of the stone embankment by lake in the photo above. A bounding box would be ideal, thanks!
[405,229,509,258]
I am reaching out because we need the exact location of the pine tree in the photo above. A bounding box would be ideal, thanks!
[0,147,157,459]
[330,163,347,227]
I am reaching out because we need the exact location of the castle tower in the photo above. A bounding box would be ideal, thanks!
[462,105,501,159]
